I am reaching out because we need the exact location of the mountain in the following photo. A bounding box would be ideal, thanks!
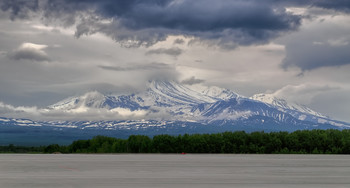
[47,80,241,119]
[1,80,349,145]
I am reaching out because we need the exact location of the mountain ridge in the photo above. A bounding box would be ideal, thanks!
[1,80,350,140]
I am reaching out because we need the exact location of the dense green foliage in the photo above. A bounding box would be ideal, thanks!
[0,144,45,153]
[2,129,350,154]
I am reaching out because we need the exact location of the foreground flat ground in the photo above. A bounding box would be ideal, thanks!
[0,154,349,188]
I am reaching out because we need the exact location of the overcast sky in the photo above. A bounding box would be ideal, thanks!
[0,0,350,122]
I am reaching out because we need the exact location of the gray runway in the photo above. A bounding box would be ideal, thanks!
[0,154,350,188]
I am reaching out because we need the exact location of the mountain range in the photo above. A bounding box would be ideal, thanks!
[1,80,349,145]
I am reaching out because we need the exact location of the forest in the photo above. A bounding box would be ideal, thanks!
[1,129,350,154]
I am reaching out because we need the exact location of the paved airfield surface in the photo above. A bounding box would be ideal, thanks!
[1,154,350,188]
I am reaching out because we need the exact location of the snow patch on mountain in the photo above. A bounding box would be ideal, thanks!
[143,80,217,106]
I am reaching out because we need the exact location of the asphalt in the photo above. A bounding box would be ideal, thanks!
[1,154,350,188]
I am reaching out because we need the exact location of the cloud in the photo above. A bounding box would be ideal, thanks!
[328,38,349,47]
[181,76,205,85]
[0,0,39,20]
[280,15,350,71]
[0,0,303,48]
[98,62,179,84]
[282,42,350,71]
[310,88,350,122]
[173,38,185,45]
[264,0,350,13]
[98,62,172,72]
[0,99,173,121]
[2,0,350,48]
[269,83,340,104]
[145,47,183,57]
[312,0,350,13]
[0,101,40,117]
[8,42,50,61]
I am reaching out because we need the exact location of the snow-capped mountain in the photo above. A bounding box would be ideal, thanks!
[49,81,240,111]
[47,80,345,125]
[47,80,241,119]
[1,80,350,144]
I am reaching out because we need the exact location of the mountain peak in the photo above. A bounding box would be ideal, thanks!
[146,80,217,105]
[250,93,287,106]
[146,80,240,105]
[192,85,239,100]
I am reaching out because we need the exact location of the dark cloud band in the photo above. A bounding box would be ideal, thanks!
[145,47,183,57]
[0,0,302,48]
[1,0,349,49]
[98,62,172,72]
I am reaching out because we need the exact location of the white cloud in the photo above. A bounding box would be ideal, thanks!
[269,83,340,105]
[20,43,47,50]
[8,42,50,61]
[0,100,157,121]
[0,101,39,116]
[328,38,349,47]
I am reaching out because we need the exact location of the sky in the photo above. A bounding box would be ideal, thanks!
[0,0,350,122]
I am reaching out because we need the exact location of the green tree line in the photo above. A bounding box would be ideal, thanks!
[46,129,350,154]
[2,129,350,154]
[0,144,45,153]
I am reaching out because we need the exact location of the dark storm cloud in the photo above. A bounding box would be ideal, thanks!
[0,0,39,19]
[145,47,183,57]
[0,0,303,48]
[181,76,205,85]
[312,0,350,13]
[98,62,172,72]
